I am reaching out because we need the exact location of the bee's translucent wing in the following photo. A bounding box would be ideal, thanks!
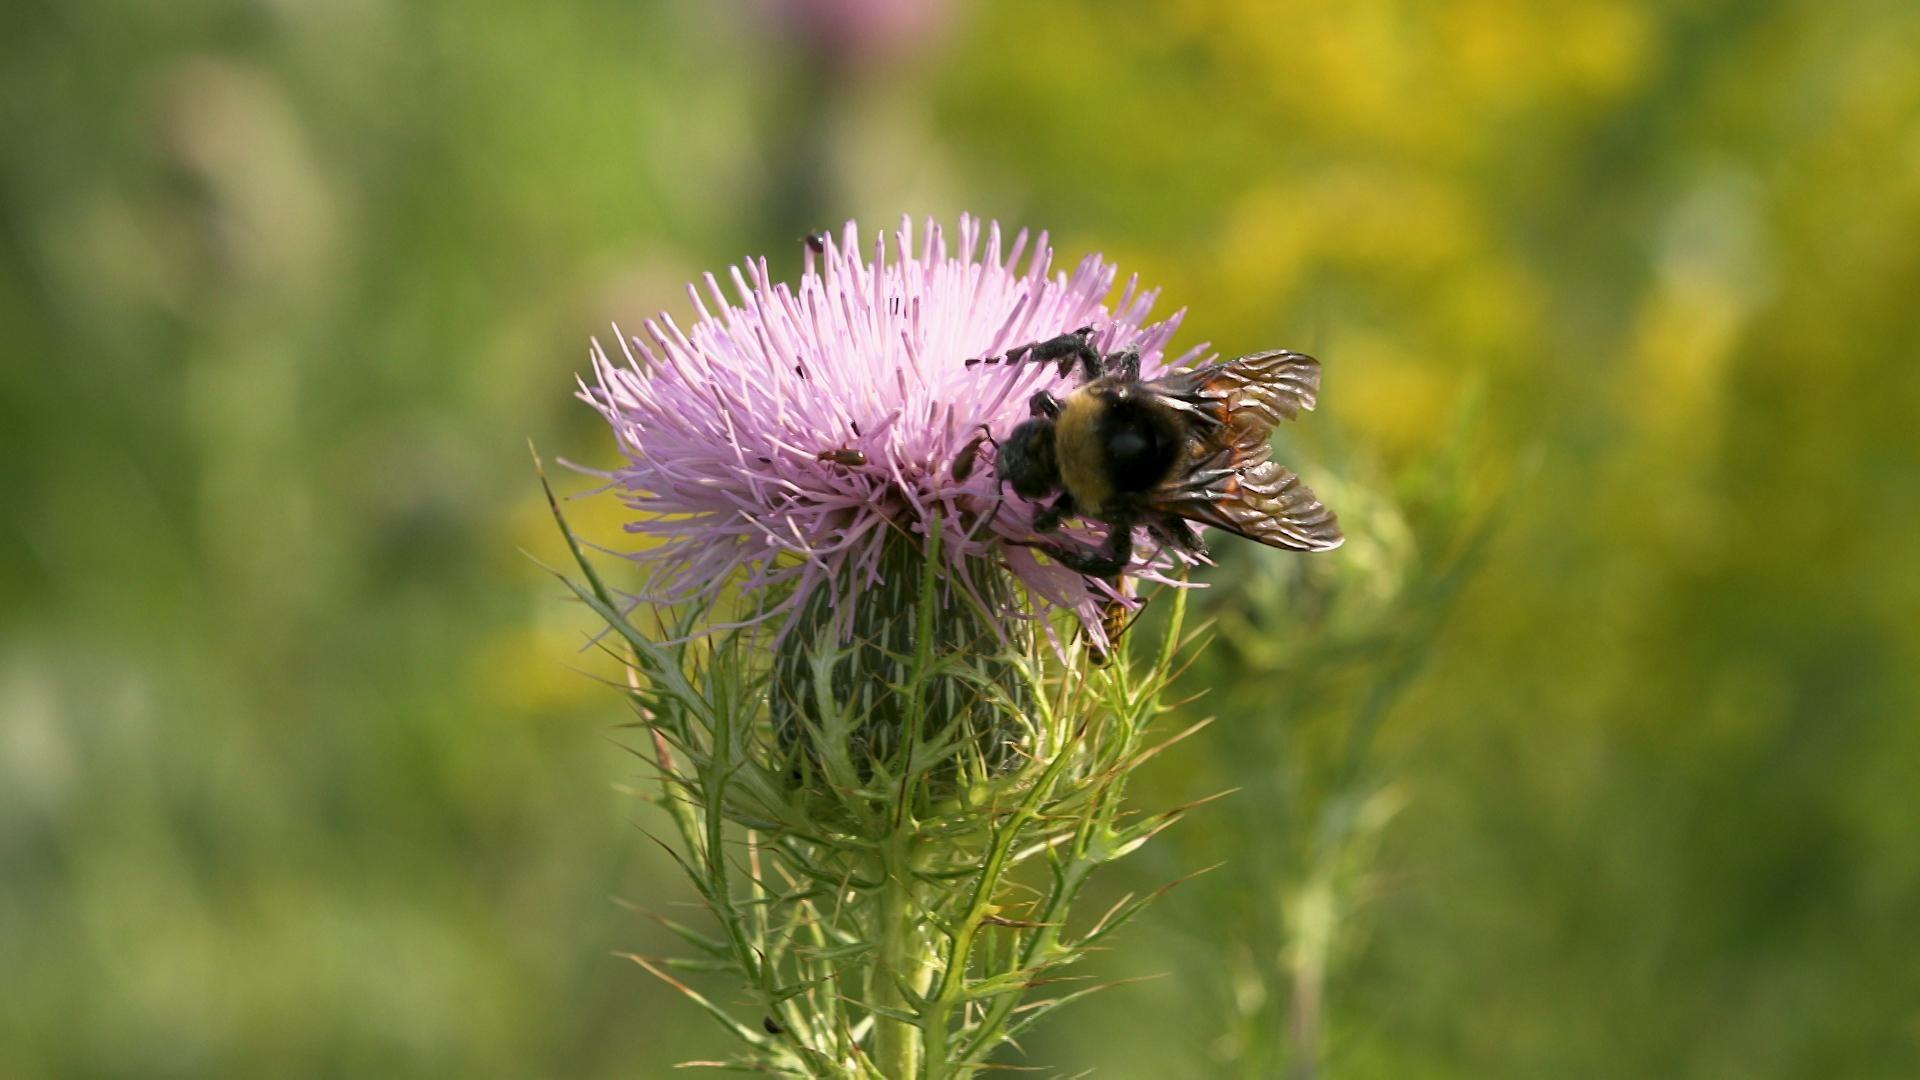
[1150,437,1343,552]
[1143,349,1339,550]
[1143,349,1321,434]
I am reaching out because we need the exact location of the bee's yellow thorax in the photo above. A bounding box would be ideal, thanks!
[1054,390,1112,515]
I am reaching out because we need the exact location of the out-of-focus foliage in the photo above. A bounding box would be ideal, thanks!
[2,0,1916,1076]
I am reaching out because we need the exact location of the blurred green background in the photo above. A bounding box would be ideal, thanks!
[4,1,1918,1076]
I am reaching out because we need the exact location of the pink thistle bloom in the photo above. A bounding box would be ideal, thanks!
[580,214,1209,642]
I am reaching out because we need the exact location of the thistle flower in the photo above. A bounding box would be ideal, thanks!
[552,216,1230,1078]
[580,214,1205,647]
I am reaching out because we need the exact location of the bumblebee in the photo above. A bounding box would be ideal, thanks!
[961,326,1342,578]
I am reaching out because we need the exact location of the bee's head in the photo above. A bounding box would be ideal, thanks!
[998,418,1060,500]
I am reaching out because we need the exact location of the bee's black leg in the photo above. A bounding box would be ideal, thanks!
[1035,521,1133,578]
[1105,345,1141,382]
[1029,391,1062,419]
[1032,491,1077,533]
[1147,513,1207,558]
[1018,326,1101,380]
[972,326,1102,381]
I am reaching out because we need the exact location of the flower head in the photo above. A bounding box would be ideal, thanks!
[558,218,1227,1073]
[581,214,1207,642]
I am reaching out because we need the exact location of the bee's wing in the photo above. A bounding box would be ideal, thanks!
[1143,350,1340,551]
[1150,437,1344,552]
[1142,349,1321,434]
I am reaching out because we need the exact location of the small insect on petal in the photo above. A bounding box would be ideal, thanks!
[1085,593,1146,667]
[818,448,868,467]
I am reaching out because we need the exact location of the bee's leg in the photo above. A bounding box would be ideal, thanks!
[1031,491,1077,533]
[1105,345,1141,382]
[1034,521,1133,578]
[1147,513,1208,558]
[971,326,1102,381]
[1028,390,1062,419]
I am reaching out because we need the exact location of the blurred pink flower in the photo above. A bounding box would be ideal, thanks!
[580,215,1206,637]
[768,0,952,68]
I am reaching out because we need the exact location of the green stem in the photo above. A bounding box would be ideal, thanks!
[923,1017,950,1080]
[876,844,931,1079]
[1286,861,1337,1080]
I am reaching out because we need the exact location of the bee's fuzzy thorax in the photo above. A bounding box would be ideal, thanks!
[1055,382,1190,518]
[1054,389,1112,515]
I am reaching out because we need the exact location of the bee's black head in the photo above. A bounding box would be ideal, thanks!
[998,418,1059,500]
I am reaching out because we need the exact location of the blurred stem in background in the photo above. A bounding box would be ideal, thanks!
[758,0,957,276]
[763,38,836,267]
[1164,407,1498,1078]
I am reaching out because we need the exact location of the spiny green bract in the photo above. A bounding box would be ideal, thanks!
[771,530,1034,794]
[541,461,1204,1079]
